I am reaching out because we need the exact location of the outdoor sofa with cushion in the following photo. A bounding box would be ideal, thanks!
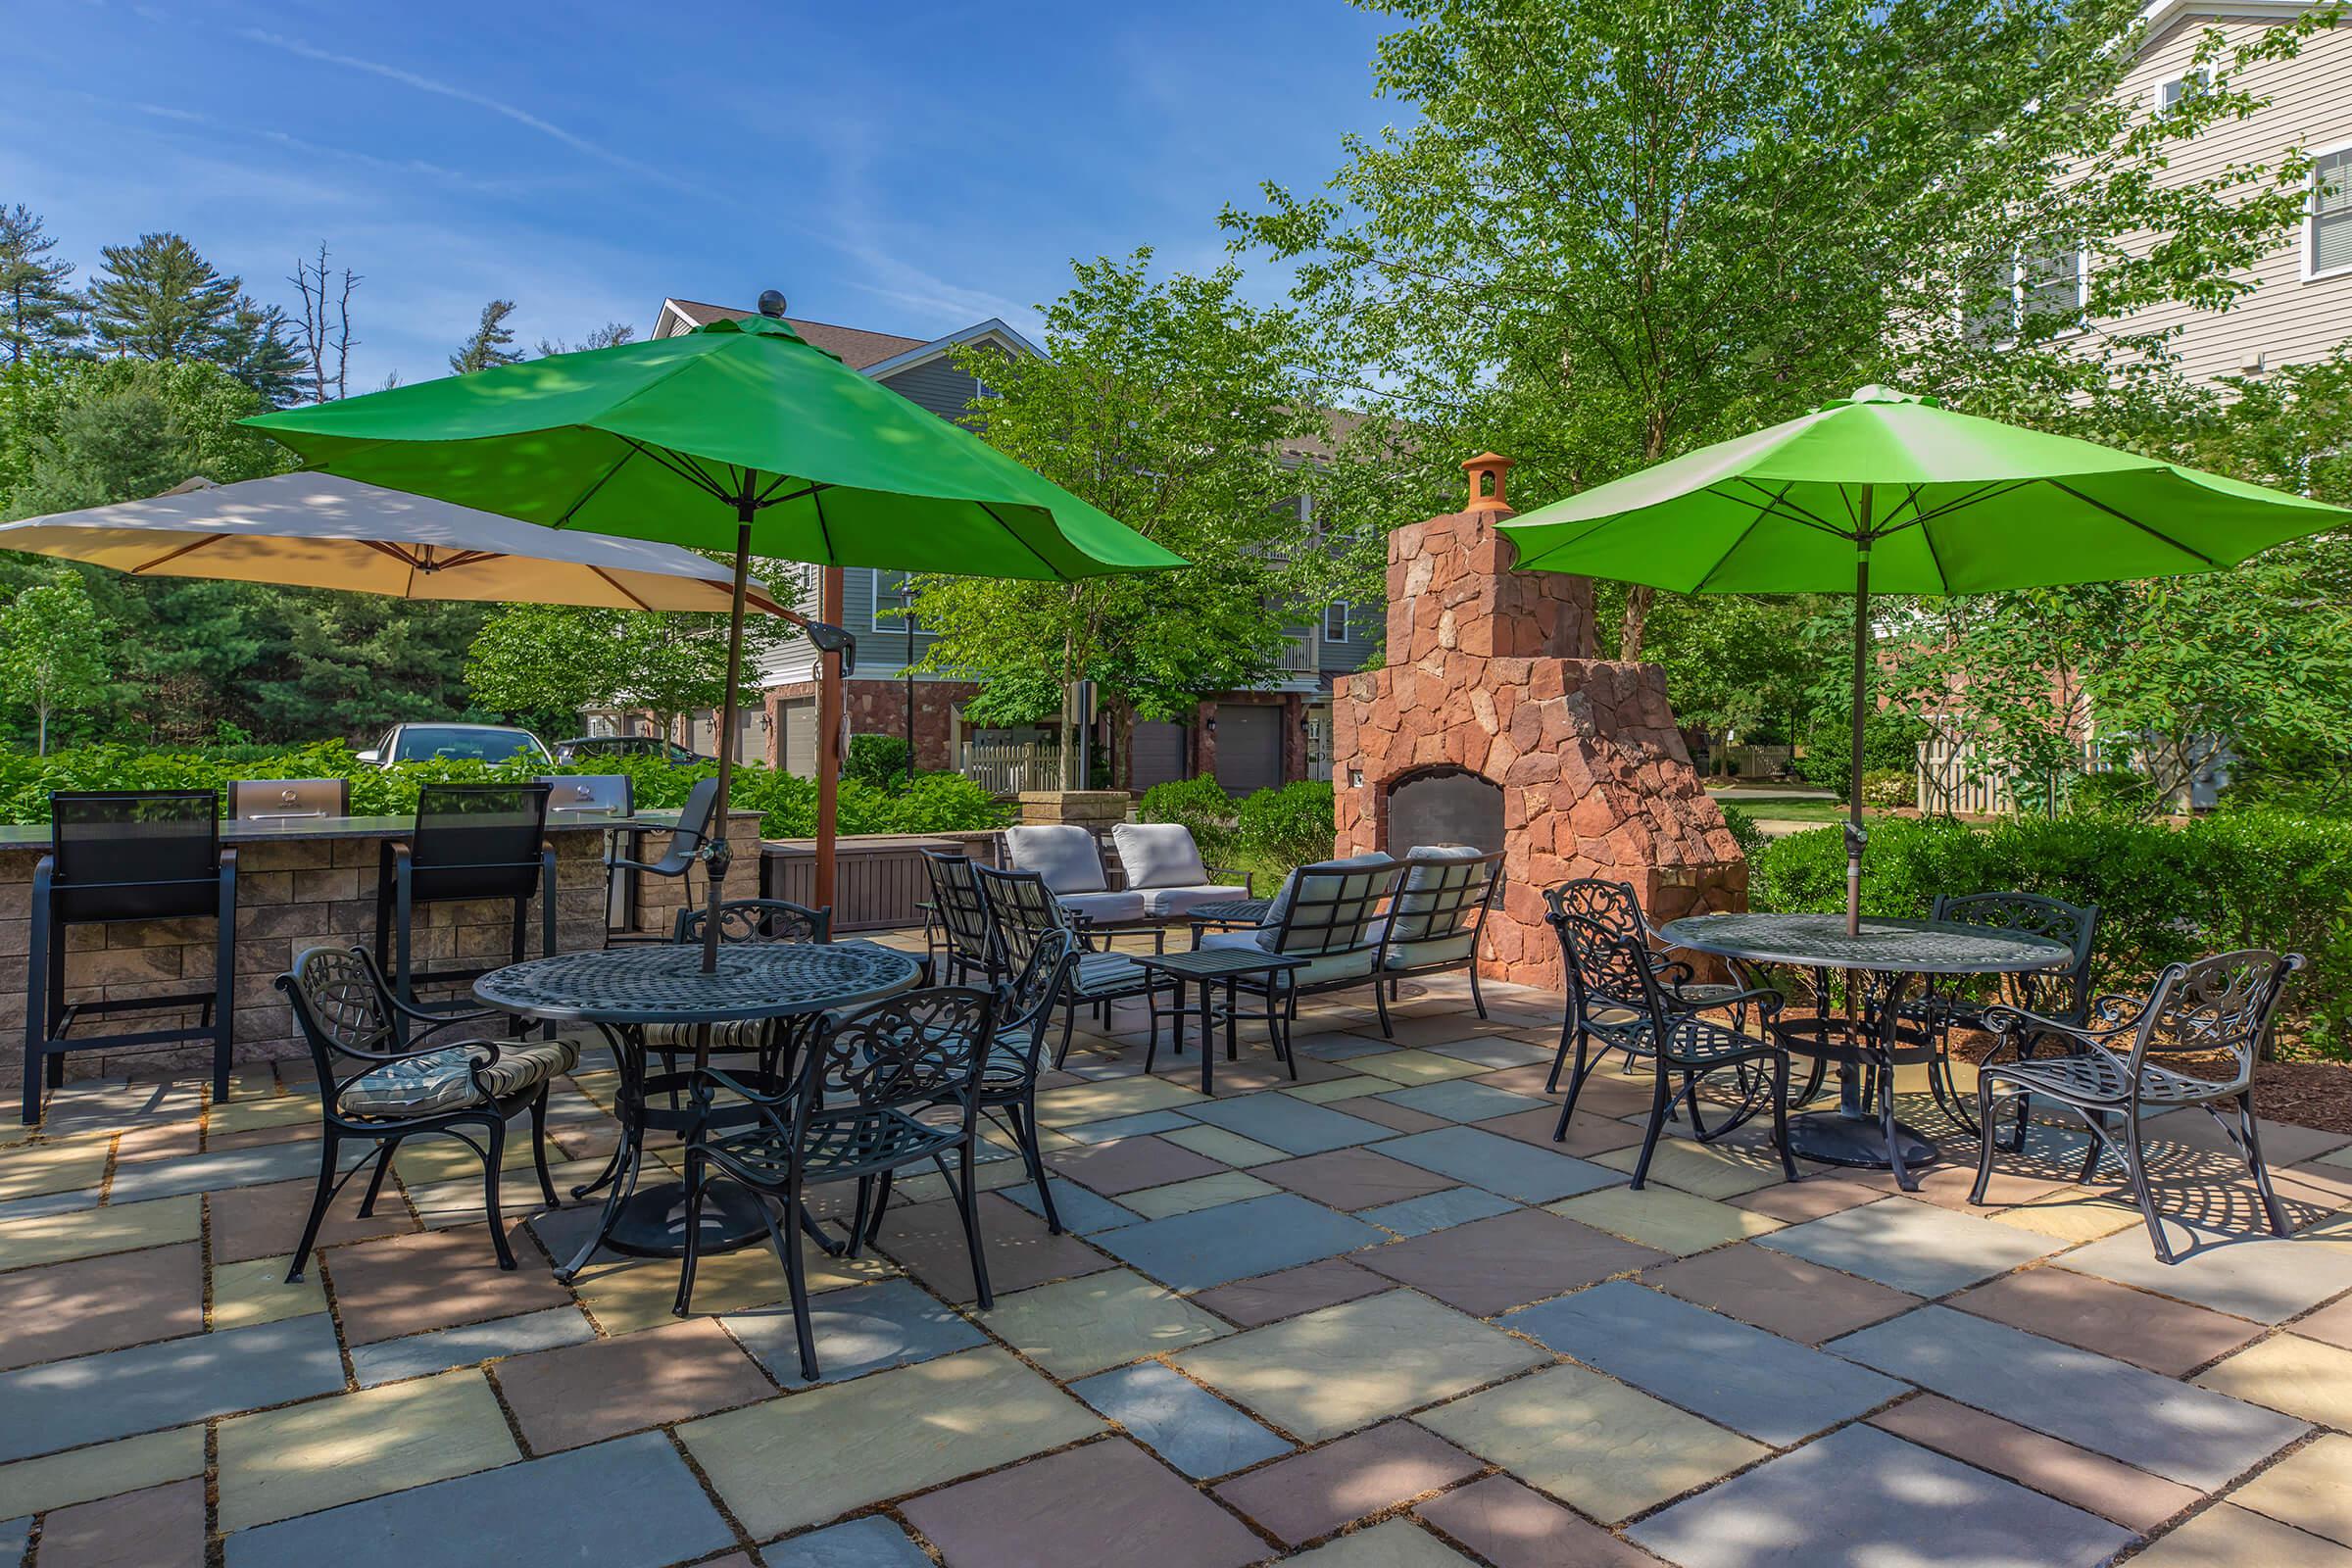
[1108,822,1253,916]
[1000,825,1149,930]
[1198,852,1406,1030]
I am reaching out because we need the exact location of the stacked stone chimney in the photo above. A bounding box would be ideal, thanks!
[1331,454,1746,990]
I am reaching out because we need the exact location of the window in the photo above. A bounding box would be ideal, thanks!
[2020,244,2085,331]
[2310,146,2352,280]
[1323,601,1351,643]
[869,567,923,633]
[2155,69,2210,115]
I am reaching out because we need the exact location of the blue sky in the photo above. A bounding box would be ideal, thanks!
[6,1,1396,388]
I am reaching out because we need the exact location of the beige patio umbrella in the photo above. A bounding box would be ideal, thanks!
[0,472,792,613]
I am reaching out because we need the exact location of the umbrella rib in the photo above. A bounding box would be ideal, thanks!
[2044,479,2221,568]
[976,501,1062,578]
[554,445,640,528]
[1910,479,2030,525]
[811,487,839,563]
[590,565,655,612]
[1690,484,1789,592]
[1919,513,1955,595]
[617,436,734,504]
[128,534,225,574]
[1722,479,1861,543]
[363,539,425,570]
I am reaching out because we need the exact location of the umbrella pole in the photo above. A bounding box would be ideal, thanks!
[700,511,756,973]
[815,565,844,913]
[1845,504,1874,938]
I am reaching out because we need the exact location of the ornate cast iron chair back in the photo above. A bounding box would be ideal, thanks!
[2125,949,2301,1093]
[997,929,1082,1066]
[1932,891,2100,1022]
[674,897,831,947]
[796,986,996,1133]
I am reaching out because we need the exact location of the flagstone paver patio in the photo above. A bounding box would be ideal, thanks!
[2,954,2350,1567]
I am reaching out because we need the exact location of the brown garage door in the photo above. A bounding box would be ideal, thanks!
[1129,720,1188,791]
[778,697,816,778]
[1213,705,1282,795]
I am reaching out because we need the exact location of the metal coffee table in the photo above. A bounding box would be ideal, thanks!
[1657,911,2070,1190]
[1134,946,1307,1094]
[474,940,921,1276]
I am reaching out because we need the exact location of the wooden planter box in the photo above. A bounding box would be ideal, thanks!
[760,832,1001,933]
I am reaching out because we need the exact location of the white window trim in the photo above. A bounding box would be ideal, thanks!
[867,566,926,635]
[2304,139,2352,284]
[1952,244,2087,345]
[1323,601,1350,643]
[2151,68,2210,117]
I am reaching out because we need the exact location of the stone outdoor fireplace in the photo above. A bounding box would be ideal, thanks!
[1332,453,1746,990]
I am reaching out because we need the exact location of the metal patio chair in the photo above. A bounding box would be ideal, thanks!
[1541,877,1763,1099]
[922,850,998,987]
[1903,890,2099,1144]
[977,863,1169,1066]
[374,781,555,1020]
[1971,949,2303,1263]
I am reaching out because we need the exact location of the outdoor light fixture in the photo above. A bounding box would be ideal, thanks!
[1204,717,1218,734]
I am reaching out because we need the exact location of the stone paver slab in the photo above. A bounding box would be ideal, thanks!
[0,1138,112,1203]
[347,1305,598,1386]
[0,1314,343,1463]
[497,1317,774,1449]
[1357,1208,1665,1316]
[207,1177,411,1264]
[1286,1520,1479,1567]
[1344,1099,1454,1136]
[1868,1393,2200,1533]
[1213,1420,1480,1545]
[1479,1105,1641,1157]
[1415,1474,1660,1568]
[1033,1075,1205,1127]
[978,1267,1228,1376]
[1952,1264,2264,1374]
[874,1190,1108,1302]
[2197,1334,2352,1428]
[1259,1148,1464,1210]
[1828,1304,2305,1489]
[1592,1138,1787,1200]
[1509,1281,1905,1445]
[681,1348,1102,1538]
[1360,1186,1520,1237]
[1628,1421,2132,1568]
[1374,1080,1548,1123]
[2231,1433,2352,1548]
[0,1242,203,1370]
[36,1476,205,1568]
[1638,1243,1918,1346]
[1729,1180,1884,1225]
[727,1275,985,1387]
[0,1424,204,1520]
[1157,1123,1291,1167]
[1120,1170,1278,1218]
[901,1437,1266,1568]
[1061,1108,1198,1144]
[1347,1049,1492,1086]
[216,1368,519,1531]
[1427,1036,1554,1069]
[764,1517,934,1568]
[1095,1193,1386,1292]
[1188,1257,1390,1327]
[1047,1135,1227,1196]
[998,1176,1142,1233]
[1373,1127,1620,1204]
[108,1141,318,1202]
[0,1513,24,1566]
[2131,1504,2352,1568]
[1073,1361,1289,1478]
[1417,1361,1764,1525]
[1183,1095,1397,1155]
[2297,1291,2352,1352]
[0,1196,199,1272]
[1552,1185,1783,1255]
[324,1222,570,1344]
[210,1254,328,1331]
[1758,1196,2058,1297]
[221,1432,729,1568]
[1176,1290,1544,1442]
[2059,1229,2352,1323]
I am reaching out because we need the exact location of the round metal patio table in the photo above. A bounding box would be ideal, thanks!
[474,940,921,1277]
[1655,912,2071,1187]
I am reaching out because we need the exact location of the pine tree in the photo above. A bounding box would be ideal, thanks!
[86,232,239,362]
[0,205,84,363]
[535,320,634,357]
[450,299,520,373]
[221,296,307,406]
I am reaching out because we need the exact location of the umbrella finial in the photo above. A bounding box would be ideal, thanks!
[1462,452,1515,514]
[757,289,788,318]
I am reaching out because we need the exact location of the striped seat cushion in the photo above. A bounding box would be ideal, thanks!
[641,1018,776,1054]
[339,1036,582,1119]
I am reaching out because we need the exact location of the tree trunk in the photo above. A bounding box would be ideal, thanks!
[1617,584,1655,662]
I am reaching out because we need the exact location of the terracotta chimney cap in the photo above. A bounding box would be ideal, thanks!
[1462,452,1515,514]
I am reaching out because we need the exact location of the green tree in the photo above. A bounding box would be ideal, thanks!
[450,300,521,373]
[85,232,240,363]
[1225,0,2334,660]
[465,602,786,739]
[0,205,84,363]
[220,296,307,407]
[535,321,635,357]
[0,570,112,753]
[907,253,1332,776]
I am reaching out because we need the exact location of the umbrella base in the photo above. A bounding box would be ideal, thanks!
[1787,1110,1938,1172]
[603,1178,770,1259]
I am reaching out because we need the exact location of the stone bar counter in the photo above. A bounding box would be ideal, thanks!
[0,807,764,1084]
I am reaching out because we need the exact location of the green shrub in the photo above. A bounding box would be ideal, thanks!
[1718,804,1769,858]
[1747,809,2352,1054]
[1859,768,1911,809]
[1139,774,1238,866]
[844,734,912,788]
[1235,780,1336,874]
[1794,710,1925,800]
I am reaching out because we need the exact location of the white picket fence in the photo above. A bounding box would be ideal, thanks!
[1916,735,2105,816]
[960,737,1064,795]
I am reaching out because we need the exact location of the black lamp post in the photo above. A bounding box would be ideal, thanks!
[902,578,916,790]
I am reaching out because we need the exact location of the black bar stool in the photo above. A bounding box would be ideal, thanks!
[24,790,237,1123]
[605,776,720,945]
[375,782,556,1019]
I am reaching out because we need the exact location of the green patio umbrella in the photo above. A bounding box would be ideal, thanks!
[246,303,1185,967]
[1497,385,2348,933]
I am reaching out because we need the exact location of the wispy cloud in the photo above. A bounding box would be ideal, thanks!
[239,28,707,197]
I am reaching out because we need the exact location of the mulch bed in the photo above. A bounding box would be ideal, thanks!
[1945,1028,2352,1135]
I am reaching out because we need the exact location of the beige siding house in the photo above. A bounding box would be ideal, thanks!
[2108,0,2352,382]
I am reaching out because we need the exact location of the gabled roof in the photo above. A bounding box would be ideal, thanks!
[652,298,926,369]
[2137,0,2318,46]
[650,298,1043,375]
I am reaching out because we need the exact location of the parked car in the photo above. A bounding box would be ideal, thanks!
[552,735,709,765]
[357,723,552,767]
